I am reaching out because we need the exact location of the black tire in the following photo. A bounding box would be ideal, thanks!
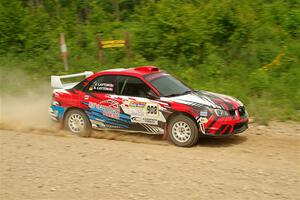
[64,109,91,137]
[168,115,199,147]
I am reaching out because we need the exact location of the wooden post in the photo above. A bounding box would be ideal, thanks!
[97,33,104,65]
[60,33,69,71]
[112,0,120,22]
[125,32,131,63]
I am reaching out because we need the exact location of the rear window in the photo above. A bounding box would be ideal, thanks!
[87,75,116,93]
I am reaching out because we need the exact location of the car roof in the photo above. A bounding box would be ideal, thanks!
[93,66,161,78]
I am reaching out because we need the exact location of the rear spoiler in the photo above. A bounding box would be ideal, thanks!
[51,71,93,89]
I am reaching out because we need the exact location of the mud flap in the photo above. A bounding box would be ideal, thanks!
[163,124,168,140]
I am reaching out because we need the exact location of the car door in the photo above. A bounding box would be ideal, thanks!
[114,75,166,134]
[81,75,128,130]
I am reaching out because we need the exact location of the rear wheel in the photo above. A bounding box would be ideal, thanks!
[168,115,199,147]
[64,109,91,137]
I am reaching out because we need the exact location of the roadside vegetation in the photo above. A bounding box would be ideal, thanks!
[0,0,299,123]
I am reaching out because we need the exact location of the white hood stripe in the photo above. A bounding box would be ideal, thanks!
[161,94,219,108]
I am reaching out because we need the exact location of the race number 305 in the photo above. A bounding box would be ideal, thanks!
[146,103,159,117]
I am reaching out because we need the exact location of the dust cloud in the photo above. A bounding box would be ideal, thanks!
[0,81,65,136]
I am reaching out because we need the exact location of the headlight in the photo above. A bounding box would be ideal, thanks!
[214,109,229,117]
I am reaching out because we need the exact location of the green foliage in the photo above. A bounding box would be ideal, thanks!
[0,0,299,123]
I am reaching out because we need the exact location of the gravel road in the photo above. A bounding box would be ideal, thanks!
[0,122,299,200]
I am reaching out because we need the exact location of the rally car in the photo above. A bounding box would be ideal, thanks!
[49,66,248,147]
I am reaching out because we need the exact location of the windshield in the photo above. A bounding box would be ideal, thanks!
[146,73,192,97]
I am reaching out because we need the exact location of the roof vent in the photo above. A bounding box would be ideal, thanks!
[134,66,160,72]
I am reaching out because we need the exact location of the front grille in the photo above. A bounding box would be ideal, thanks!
[227,106,246,117]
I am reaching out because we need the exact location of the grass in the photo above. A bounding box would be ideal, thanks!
[1,55,299,124]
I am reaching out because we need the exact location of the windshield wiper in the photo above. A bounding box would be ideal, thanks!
[179,90,193,95]
[164,90,193,97]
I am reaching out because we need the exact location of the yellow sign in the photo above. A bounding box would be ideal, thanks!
[102,43,125,48]
[101,40,125,48]
[101,40,125,45]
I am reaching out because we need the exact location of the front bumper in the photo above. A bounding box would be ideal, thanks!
[201,109,249,136]
[203,118,248,136]
[233,121,248,133]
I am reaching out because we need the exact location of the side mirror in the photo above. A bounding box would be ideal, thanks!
[146,90,159,100]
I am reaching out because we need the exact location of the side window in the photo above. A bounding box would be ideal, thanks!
[117,76,154,98]
[87,76,116,93]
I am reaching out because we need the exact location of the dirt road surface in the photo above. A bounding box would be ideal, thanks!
[0,121,299,200]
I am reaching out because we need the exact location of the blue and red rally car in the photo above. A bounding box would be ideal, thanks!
[49,66,248,147]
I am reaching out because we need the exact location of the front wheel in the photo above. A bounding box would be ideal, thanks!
[168,115,199,147]
[64,109,91,137]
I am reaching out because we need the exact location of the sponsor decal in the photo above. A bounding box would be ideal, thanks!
[90,83,114,92]
[89,100,120,119]
[125,101,160,119]
[200,111,208,117]
[129,101,146,108]
[144,118,158,125]
[131,117,158,125]
[105,124,123,129]
[129,110,145,117]
[126,100,147,117]
[197,117,208,124]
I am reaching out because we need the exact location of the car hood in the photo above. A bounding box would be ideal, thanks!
[160,90,243,110]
